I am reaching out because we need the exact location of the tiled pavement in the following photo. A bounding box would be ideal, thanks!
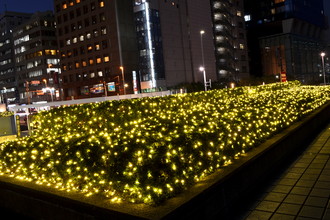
[230,123,330,220]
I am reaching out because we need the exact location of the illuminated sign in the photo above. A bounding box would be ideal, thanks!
[107,82,115,92]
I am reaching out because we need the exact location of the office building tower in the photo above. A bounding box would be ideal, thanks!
[211,0,250,82]
[13,11,60,104]
[54,0,139,99]
[0,11,32,105]
[244,0,327,83]
[55,0,250,98]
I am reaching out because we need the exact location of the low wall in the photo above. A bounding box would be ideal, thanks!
[0,101,330,219]
[0,116,17,136]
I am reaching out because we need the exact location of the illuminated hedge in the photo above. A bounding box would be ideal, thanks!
[0,82,329,205]
[0,111,13,117]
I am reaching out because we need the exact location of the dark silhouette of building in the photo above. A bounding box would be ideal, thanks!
[244,0,328,83]
[13,11,60,104]
[211,0,250,82]
[0,11,32,105]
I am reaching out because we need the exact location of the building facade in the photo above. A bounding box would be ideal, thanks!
[13,11,60,104]
[54,0,250,98]
[244,0,328,83]
[133,0,250,90]
[0,11,32,105]
[211,0,250,82]
[54,0,139,99]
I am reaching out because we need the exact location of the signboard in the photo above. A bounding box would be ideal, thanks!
[132,71,138,94]
[107,82,116,92]
[281,71,287,82]
[90,84,104,94]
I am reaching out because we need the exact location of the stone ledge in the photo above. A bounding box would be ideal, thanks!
[0,101,330,219]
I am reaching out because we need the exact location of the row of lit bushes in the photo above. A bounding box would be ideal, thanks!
[0,81,329,205]
[0,111,13,118]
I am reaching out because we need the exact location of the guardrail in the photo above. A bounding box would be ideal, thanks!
[8,91,172,112]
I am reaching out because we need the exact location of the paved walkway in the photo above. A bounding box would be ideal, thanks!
[231,123,330,220]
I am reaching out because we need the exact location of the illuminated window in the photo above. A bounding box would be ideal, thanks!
[82,60,87,67]
[101,27,107,35]
[87,45,93,52]
[96,57,102,64]
[66,39,71,45]
[244,15,251,21]
[86,32,91,39]
[237,11,242,17]
[274,0,285,3]
[89,58,94,65]
[73,37,77,43]
[239,44,245,49]
[69,1,74,6]
[104,56,110,62]
[93,29,99,37]
[95,43,100,51]
[90,72,95,78]
[62,3,67,9]
[45,50,57,55]
[76,0,80,3]
[75,62,80,68]
[99,1,105,7]
[79,35,84,41]
[98,71,103,76]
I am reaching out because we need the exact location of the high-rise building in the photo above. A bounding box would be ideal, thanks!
[211,0,250,82]
[54,0,250,99]
[54,0,139,99]
[133,0,219,91]
[13,11,60,104]
[244,0,328,83]
[0,11,32,105]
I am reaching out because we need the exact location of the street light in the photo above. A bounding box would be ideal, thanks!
[200,30,207,92]
[199,66,207,91]
[321,52,326,85]
[200,30,205,68]
[3,87,8,106]
[119,66,126,95]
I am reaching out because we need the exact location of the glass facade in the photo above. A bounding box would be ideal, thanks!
[134,1,165,90]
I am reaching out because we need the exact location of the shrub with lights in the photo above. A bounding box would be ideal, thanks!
[0,81,329,205]
[0,111,13,117]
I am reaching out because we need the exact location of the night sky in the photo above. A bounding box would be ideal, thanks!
[1,0,330,18]
[0,0,53,14]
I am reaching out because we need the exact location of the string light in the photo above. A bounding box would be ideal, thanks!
[0,81,329,205]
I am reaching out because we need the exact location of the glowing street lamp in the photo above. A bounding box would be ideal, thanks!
[199,66,207,91]
[321,52,326,85]
[43,79,48,87]
[119,66,126,95]
[3,87,8,106]
[200,30,205,67]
